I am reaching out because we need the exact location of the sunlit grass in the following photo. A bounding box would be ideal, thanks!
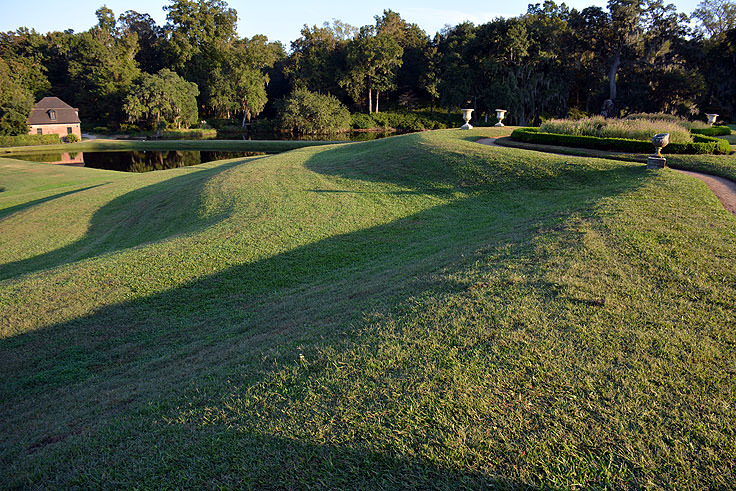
[1,128,734,488]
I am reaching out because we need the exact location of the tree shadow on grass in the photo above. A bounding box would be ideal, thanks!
[0,159,254,281]
[0,183,109,221]
[0,140,647,487]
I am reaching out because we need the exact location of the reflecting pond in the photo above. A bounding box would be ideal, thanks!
[8,150,265,172]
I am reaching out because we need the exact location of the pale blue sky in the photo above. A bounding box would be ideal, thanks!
[0,0,703,48]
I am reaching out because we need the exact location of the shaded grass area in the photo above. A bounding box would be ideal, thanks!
[725,124,736,145]
[0,138,337,156]
[495,136,736,182]
[1,128,735,488]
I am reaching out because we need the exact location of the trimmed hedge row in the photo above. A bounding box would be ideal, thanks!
[510,127,732,155]
[690,125,732,137]
[351,112,449,131]
[160,128,217,140]
[0,134,61,148]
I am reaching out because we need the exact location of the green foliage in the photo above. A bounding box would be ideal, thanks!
[690,125,732,136]
[284,21,353,96]
[350,113,376,129]
[159,128,217,140]
[692,0,736,39]
[277,89,351,134]
[0,58,34,136]
[0,134,60,147]
[342,27,403,112]
[350,111,448,131]
[124,69,199,129]
[64,134,79,143]
[65,18,141,125]
[512,127,732,154]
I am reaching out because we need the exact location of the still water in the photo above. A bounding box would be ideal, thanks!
[9,150,265,172]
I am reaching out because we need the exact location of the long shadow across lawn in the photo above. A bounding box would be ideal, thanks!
[0,159,253,281]
[0,183,109,221]
[0,141,647,487]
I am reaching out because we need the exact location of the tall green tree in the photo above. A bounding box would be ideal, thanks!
[285,21,353,96]
[123,68,199,129]
[210,36,284,125]
[374,9,429,102]
[692,0,736,39]
[0,58,34,135]
[61,7,140,125]
[118,10,167,73]
[163,0,238,115]
[342,26,403,113]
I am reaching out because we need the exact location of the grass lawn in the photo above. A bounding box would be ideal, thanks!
[1,128,735,488]
[725,124,736,146]
[495,136,736,182]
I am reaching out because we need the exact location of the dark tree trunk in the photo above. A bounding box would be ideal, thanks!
[609,46,622,101]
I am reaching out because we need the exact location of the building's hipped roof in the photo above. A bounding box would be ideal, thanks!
[27,97,81,125]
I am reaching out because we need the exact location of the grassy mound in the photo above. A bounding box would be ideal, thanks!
[1,128,735,488]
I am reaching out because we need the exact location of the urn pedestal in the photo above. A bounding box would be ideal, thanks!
[706,113,719,125]
[461,108,474,130]
[494,109,507,127]
[647,133,670,169]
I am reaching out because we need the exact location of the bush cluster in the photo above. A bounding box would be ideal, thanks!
[159,128,217,140]
[0,134,61,147]
[350,111,449,131]
[690,126,732,137]
[277,89,351,135]
[511,127,731,155]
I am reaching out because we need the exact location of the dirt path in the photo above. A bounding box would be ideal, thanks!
[674,169,736,217]
[476,137,736,218]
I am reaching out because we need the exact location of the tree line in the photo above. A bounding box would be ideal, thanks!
[1,0,734,135]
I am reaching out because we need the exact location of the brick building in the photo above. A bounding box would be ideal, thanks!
[27,97,82,140]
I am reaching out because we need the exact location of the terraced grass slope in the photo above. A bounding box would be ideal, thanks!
[1,129,735,488]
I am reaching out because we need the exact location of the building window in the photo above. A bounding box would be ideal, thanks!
[67,127,73,135]
[48,110,56,121]
[37,128,43,135]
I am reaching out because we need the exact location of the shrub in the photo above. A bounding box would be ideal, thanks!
[277,89,351,135]
[64,134,80,143]
[351,113,376,130]
[0,134,61,147]
[690,126,732,137]
[511,127,731,155]
[91,126,110,134]
[350,111,449,131]
[160,128,217,140]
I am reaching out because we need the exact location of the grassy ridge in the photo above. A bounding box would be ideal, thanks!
[1,128,735,488]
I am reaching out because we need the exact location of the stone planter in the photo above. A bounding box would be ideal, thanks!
[706,113,719,125]
[495,109,507,127]
[461,108,474,130]
[647,133,669,169]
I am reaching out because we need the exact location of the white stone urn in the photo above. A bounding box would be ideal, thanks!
[705,113,719,125]
[461,108,474,130]
[495,109,507,127]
